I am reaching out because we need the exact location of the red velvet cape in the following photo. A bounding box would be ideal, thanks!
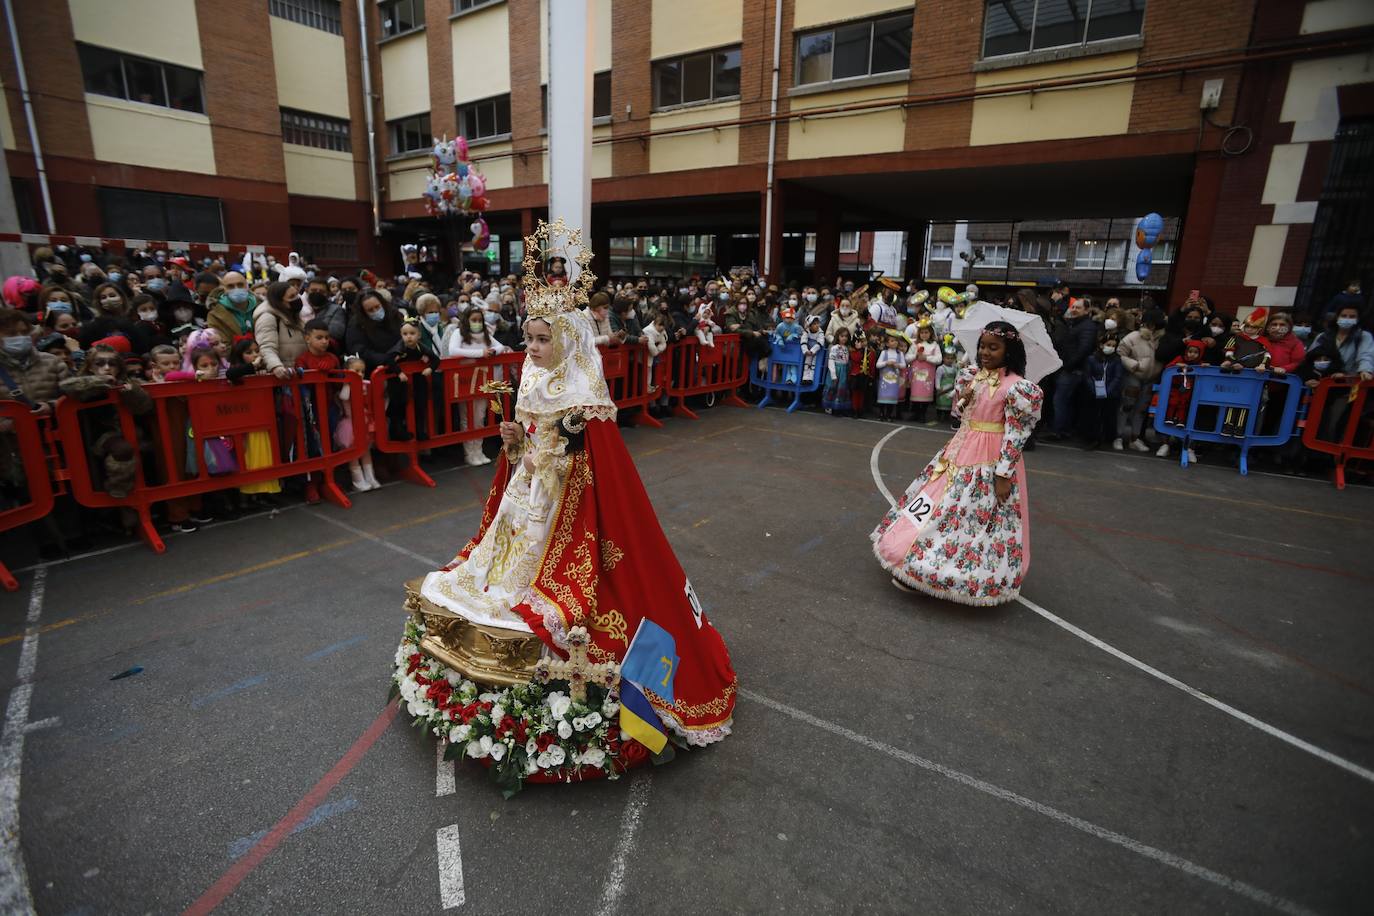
[449,419,736,739]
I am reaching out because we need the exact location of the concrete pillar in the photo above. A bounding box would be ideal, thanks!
[759,182,786,283]
[1170,155,1225,311]
[813,196,840,286]
[547,0,594,277]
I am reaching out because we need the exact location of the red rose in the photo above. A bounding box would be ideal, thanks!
[406,653,423,674]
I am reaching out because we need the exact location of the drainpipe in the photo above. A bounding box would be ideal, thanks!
[356,0,381,238]
[3,0,55,233]
[762,0,782,280]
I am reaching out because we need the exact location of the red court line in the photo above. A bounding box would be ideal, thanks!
[1038,510,1374,585]
[182,703,399,916]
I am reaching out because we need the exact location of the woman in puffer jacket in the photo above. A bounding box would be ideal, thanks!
[1115,308,1165,452]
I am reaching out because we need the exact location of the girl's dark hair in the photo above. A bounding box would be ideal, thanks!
[229,337,258,365]
[189,345,218,367]
[981,320,1027,377]
[835,326,851,342]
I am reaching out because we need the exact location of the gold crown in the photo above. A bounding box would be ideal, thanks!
[522,218,596,321]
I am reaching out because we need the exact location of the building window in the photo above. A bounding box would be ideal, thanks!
[981,0,1147,59]
[929,242,953,261]
[280,108,351,152]
[1018,235,1068,263]
[379,0,424,37]
[839,231,860,253]
[540,72,610,128]
[77,44,204,113]
[980,243,1010,268]
[452,0,499,11]
[457,94,512,141]
[652,46,741,110]
[795,13,912,86]
[1075,238,1128,269]
[1152,240,1175,264]
[1018,239,1041,262]
[1045,239,1066,263]
[389,113,431,155]
[98,187,224,242]
[292,226,360,263]
[269,0,342,34]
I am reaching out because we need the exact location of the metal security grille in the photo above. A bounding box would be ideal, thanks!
[280,109,351,152]
[1296,119,1374,314]
[268,0,343,35]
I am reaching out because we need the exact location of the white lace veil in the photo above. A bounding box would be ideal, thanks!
[515,308,617,423]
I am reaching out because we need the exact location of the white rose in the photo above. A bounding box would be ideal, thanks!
[466,738,487,759]
[450,724,471,743]
[546,745,566,766]
[393,644,409,666]
[479,692,502,704]
[526,738,538,756]
[536,751,551,769]
[580,746,606,768]
[489,705,505,724]
[601,699,619,718]
[572,716,586,731]
[490,742,506,762]
[558,720,573,740]
[406,699,427,718]
[445,670,463,686]
[583,712,602,729]
[547,692,572,720]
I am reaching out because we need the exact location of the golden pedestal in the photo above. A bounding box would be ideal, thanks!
[403,577,543,687]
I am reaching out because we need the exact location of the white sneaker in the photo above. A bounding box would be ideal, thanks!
[1186,448,1197,464]
[1129,439,1150,452]
[1156,443,1171,457]
[1112,438,1124,451]
[361,466,381,490]
[350,467,369,491]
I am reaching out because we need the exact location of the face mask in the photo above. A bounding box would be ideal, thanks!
[45,302,72,316]
[227,288,251,305]
[1337,317,1359,330]
[469,320,484,331]
[107,272,122,283]
[2,336,33,358]
[719,292,729,301]
[1313,359,1332,372]
[1211,326,1225,336]
[806,293,818,303]
[1104,319,1117,331]
[1269,326,1289,339]
[1293,325,1311,339]
[1102,345,1116,355]
[368,307,386,322]
[788,300,798,309]
[342,290,358,305]
[423,313,441,327]
[678,287,688,295]
[627,309,636,320]
[79,253,92,263]
[138,310,158,322]
[308,291,328,308]
[174,307,193,323]
[147,278,166,292]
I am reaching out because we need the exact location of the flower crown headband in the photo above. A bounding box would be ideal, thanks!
[983,325,1021,341]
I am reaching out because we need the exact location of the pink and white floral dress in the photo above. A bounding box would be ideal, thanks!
[872,366,1043,606]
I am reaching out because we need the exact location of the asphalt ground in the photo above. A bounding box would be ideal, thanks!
[1,402,1371,915]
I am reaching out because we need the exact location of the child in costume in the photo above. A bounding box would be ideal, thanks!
[771,305,803,385]
[872,320,1044,606]
[340,355,380,491]
[849,327,879,417]
[1218,308,1271,437]
[1155,338,1208,461]
[875,329,908,421]
[907,321,942,423]
[695,302,720,349]
[934,349,959,423]
[823,327,852,415]
[801,314,826,384]
[385,319,433,442]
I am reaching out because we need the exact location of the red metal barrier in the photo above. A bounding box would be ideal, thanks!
[0,402,57,590]
[666,333,749,420]
[1301,378,1374,489]
[55,370,366,552]
[598,343,664,429]
[369,353,525,487]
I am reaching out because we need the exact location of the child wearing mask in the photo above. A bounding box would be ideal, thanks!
[446,305,507,465]
[906,322,942,424]
[875,330,908,421]
[1080,334,1124,450]
[934,349,959,423]
[1156,339,1208,462]
[801,314,826,384]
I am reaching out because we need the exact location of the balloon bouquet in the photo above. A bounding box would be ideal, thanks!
[1134,212,1165,282]
[423,136,493,252]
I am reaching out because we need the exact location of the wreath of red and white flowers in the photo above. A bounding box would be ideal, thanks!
[391,618,650,796]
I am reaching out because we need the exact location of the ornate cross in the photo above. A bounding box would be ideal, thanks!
[533,626,620,703]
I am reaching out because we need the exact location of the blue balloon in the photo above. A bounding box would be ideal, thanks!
[1139,212,1164,246]
[1135,248,1153,282]
[456,163,469,177]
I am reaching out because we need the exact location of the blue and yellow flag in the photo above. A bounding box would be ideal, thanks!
[621,619,679,705]
[618,680,668,755]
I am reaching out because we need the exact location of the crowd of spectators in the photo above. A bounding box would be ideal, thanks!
[0,243,1369,557]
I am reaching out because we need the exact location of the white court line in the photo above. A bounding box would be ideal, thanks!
[1016,595,1374,786]
[436,823,465,909]
[740,688,1316,916]
[304,510,443,568]
[594,771,653,916]
[869,426,905,507]
[868,428,1374,787]
[0,567,47,914]
[435,740,456,797]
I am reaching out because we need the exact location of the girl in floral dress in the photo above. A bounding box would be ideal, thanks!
[872,321,1043,606]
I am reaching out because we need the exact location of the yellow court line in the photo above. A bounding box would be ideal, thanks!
[0,615,88,648]
[691,517,712,528]
[699,424,746,440]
